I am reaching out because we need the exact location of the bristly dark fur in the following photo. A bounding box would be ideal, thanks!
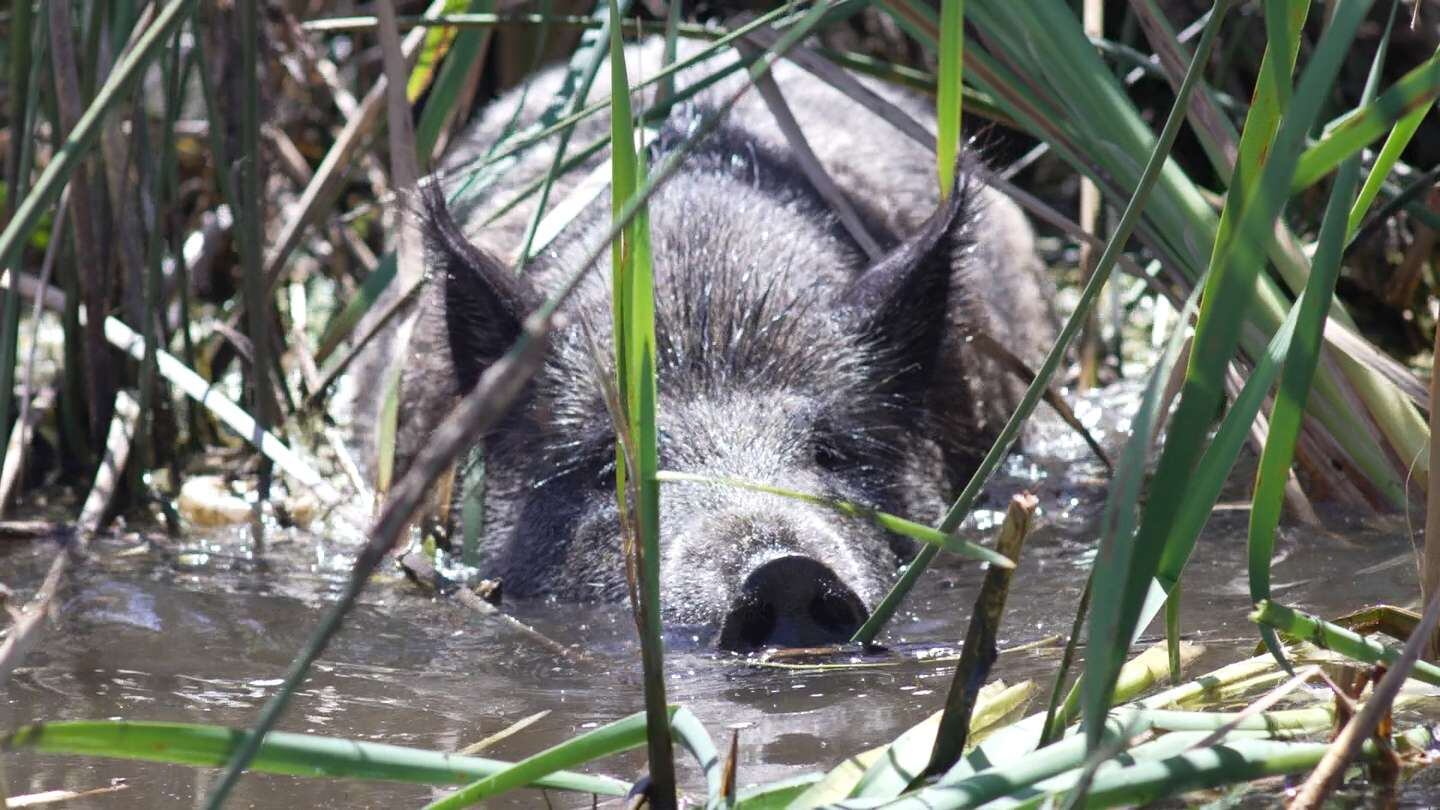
[420,183,535,395]
[843,170,975,392]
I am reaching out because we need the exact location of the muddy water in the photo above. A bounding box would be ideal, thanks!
[0,381,1427,808]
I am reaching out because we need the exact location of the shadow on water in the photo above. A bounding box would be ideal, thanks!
[0,380,1426,807]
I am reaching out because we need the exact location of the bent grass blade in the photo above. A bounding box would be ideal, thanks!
[0,720,628,796]
[423,710,661,808]
[1291,48,1440,193]
[655,471,1014,569]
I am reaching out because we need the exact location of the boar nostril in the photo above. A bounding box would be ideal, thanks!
[810,589,863,635]
[718,555,868,652]
[723,600,778,651]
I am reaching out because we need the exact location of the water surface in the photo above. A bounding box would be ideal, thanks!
[1,381,1426,807]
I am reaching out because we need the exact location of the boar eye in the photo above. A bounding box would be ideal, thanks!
[595,458,617,492]
[813,442,846,472]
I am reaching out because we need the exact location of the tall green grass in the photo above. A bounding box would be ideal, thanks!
[1085,0,1377,746]
[604,0,675,801]
[1247,0,1397,671]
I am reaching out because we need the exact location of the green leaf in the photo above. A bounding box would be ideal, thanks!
[0,721,627,796]
[415,0,496,168]
[606,4,675,798]
[516,0,632,263]
[423,710,662,808]
[955,0,1415,509]
[1034,732,1432,808]
[670,708,723,809]
[405,0,472,103]
[1082,0,1375,752]
[1347,33,1440,236]
[853,0,1223,645]
[1251,601,1440,687]
[1293,47,1440,193]
[315,245,397,365]
[732,774,822,809]
[1248,0,1386,672]
[655,471,1014,568]
[1151,301,1302,589]
[935,0,964,194]
[1216,0,1308,266]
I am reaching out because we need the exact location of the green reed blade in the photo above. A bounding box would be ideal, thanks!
[237,0,276,467]
[0,0,38,482]
[415,0,496,168]
[935,0,964,195]
[1080,281,1201,717]
[405,0,471,105]
[655,471,1014,568]
[1215,0,1307,263]
[658,0,682,104]
[422,710,661,808]
[1248,1,1388,674]
[1292,48,1440,193]
[1347,40,1439,237]
[853,0,1227,646]
[516,0,630,264]
[971,0,1418,507]
[606,3,675,803]
[1251,600,1440,687]
[669,708,723,809]
[1083,0,1375,752]
[732,774,822,809]
[0,720,628,796]
[1031,735,1423,809]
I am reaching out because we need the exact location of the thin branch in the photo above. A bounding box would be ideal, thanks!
[738,22,1152,281]
[1,273,343,508]
[1288,586,1440,808]
[737,41,882,259]
[47,0,112,443]
[0,391,141,685]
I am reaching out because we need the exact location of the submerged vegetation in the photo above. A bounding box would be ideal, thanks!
[2,0,1440,807]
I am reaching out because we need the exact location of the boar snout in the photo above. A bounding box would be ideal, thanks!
[717,556,868,652]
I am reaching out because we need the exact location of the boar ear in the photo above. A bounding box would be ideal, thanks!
[422,185,537,394]
[841,176,972,387]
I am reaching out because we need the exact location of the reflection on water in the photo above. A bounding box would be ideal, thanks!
[0,381,1427,807]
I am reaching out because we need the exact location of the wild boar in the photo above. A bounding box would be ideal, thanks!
[384,38,1053,649]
